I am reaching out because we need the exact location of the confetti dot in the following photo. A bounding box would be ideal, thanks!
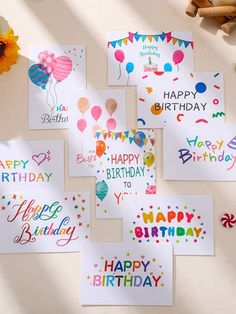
[195,82,207,93]
[194,239,197,243]
[176,240,180,244]
[213,98,219,105]
[197,215,201,219]
[203,231,206,234]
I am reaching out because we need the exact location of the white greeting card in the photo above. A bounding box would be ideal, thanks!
[122,195,214,255]
[137,72,224,128]
[80,242,173,305]
[28,45,86,129]
[163,124,236,181]
[95,129,156,218]
[108,31,194,85]
[0,140,64,191]
[0,191,90,253]
[68,90,126,177]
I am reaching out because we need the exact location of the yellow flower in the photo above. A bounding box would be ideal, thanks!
[0,28,20,74]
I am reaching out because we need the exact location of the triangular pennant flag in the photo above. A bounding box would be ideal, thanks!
[103,133,108,140]
[110,132,115,139]
[166,32,172,43]
[111,41,116,48]
[184,41,190,48]
[101,130,106,135]
[147,35,153,42]
[150,138,155,146]
[96,132,101,139]
[143,138,148,145]
[160,32,166,41]
[121,135,126,142]
[178,39,184,46]
[134,33,141,41]
[128,32,134,43]
[108,131,111,138]
[131,129,137,135]
[117,39,122,47]
[129,137,134,144]
[107,42,110,48]
[141,35,147,42]
[115,133,119,140]
[118,132,122,139]
[124,131,129,138]
[172,37,178,45]
[153,35,159,41]
[190,41,194,49]
[123,38,128,45]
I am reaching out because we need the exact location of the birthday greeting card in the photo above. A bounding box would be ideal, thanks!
[137,72,224,128]
[0,191,90,253]
[122,195,214,255]
[108,31,194,85]
[68,90,126,177]
[163,124,236,181]
[28,45,86,129]
[95,129,156,218]
[0,140,64,191]
[80,242,173,305]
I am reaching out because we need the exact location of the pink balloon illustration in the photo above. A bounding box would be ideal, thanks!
[172,50,184,71]
[114,50,125,80]
[91,106,102,122]
[52,56,73,82]
[106,118,117,130]
[77,118,87,132]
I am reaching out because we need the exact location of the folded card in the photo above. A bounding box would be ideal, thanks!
[68,89,126,177]
[122,194,214,255]
[0,191,90,253]
[108,31,194,85]
[163,124,236,181]
[0,140,64,191]
[28,45,86,129]
[80,242,173,305]
[95,129,156,218]
[137,72,224,128]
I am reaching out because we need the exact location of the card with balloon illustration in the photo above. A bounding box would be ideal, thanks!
[28,45,86,129]
[0,140,64,191]
[68,89,126,177]
[95,129,156,218]
[137,72,224,128]
[108,31,194,86]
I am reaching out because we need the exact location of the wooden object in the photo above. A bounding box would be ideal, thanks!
[221,16,236,32]
[192,0,228,24]
[186,1,198,17]
[198,5,236,16]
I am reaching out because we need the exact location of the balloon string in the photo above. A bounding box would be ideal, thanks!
[127,73,130,85]
[48,76,55,113]
[52,81,58,113]
[45,86,53,111]
[117,62,122,80]
[177,64,179,72]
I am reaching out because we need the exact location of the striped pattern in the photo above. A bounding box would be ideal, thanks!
[28,64,49,89]
[221,213,236,228]
[52,56,72,82]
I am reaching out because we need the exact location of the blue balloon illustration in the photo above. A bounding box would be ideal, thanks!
[96,180,108,201]
[134,131,146,148]
[164,63,172,72]
[28,64,49,90]
[126,62,134,74]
